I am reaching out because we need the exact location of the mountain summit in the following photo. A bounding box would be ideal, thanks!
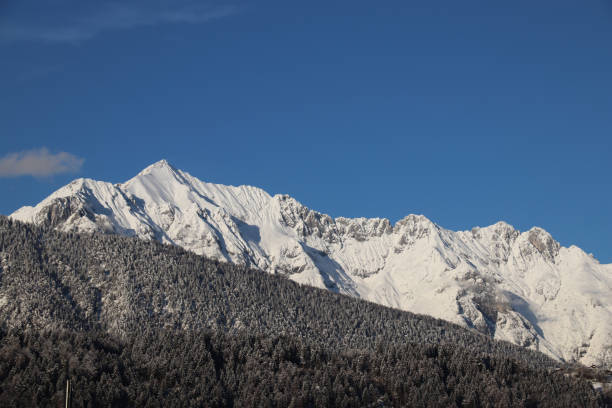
[11,160,612,367]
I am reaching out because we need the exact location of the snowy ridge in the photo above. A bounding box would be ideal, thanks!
[11,160,612,367]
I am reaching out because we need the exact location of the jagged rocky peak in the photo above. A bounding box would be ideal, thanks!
[524,227,560,262]
[336,217,389,238]
[394,214,435,237]
[34,196,87,228]
[274,194,337,240]
[468,221,519,264]
[336,217,392,241]
[389,214,437,253]
[12,178,107,225]
[275,193,394,242]
[472,221,518,242]
[276,194,328,225]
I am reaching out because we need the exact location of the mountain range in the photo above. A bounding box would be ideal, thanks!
[10,159,612,368]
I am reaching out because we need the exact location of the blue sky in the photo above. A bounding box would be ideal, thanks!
[1,0,611,262]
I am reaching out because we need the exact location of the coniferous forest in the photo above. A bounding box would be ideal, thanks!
[0,216,608,407]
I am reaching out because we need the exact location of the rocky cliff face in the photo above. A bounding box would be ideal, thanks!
[11,160,612,368]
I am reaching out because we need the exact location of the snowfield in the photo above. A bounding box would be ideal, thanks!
[11,160,612,367]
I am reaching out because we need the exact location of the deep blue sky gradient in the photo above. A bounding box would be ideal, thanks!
[1,0,611,261]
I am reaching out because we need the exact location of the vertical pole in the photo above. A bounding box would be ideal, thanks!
[65,379,71,408]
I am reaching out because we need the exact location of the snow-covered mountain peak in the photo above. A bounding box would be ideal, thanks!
[136,158,177,176]
[391,214,438,245]
[49,177,102,198]
[9,160,612,369]
[514,227,561,263]
[394,214,436,231]
[127,159,187,190]
[472,220,516,238]
[468,221,520,263]
[10,177,119,226]
[485,220,516,232]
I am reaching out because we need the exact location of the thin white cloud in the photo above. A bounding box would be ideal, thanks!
[0,1,240,44]
[0,148,84,178]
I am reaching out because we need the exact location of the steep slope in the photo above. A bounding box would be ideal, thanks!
[11,160,612,367]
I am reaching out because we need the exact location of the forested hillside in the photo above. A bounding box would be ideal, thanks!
[0,328,606,407]
[0,216,607,406]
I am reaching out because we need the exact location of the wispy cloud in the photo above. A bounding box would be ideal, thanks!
[0,1,240,44]
[0,148,84,178]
